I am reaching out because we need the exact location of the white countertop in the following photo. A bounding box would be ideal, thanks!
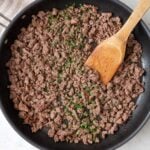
[0,0,150,150]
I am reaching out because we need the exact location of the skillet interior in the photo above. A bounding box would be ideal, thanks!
[0,0,150,150]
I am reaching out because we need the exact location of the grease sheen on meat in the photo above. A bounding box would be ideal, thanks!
[7,5,144,144]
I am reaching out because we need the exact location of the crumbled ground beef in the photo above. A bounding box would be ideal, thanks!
[7,4,144,144]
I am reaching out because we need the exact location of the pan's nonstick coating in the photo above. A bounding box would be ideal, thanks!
[0,0,150,150]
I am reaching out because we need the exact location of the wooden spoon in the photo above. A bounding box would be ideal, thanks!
[85,0,150,85]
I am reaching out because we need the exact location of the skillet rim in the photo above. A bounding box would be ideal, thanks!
[0,0,150,150]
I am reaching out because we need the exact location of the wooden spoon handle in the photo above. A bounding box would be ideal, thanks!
[116,0,150,41]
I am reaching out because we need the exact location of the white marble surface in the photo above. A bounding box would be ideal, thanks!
[0,0,150,150]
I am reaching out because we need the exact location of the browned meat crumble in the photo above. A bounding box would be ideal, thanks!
[7,5,144,144]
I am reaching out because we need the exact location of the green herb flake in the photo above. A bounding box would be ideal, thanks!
[64,106,72,115]
[77,93,82,99]
[64,57,73,68]
[74,104,83,109]
[84,86,91,93]
[68,100,75,106]
[48,15,55,25]
[78,43,84,49]
[83,111,88,117]
[89,127,97,133]
[57,69,63,83]
[64,106,68,111]
[65,14,71,20]
[65,39,76,50]
[80,123,88,129]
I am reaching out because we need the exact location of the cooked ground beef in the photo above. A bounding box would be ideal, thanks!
[7,4,144,144]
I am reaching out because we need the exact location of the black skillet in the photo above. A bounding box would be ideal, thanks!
[0,0,150,150]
